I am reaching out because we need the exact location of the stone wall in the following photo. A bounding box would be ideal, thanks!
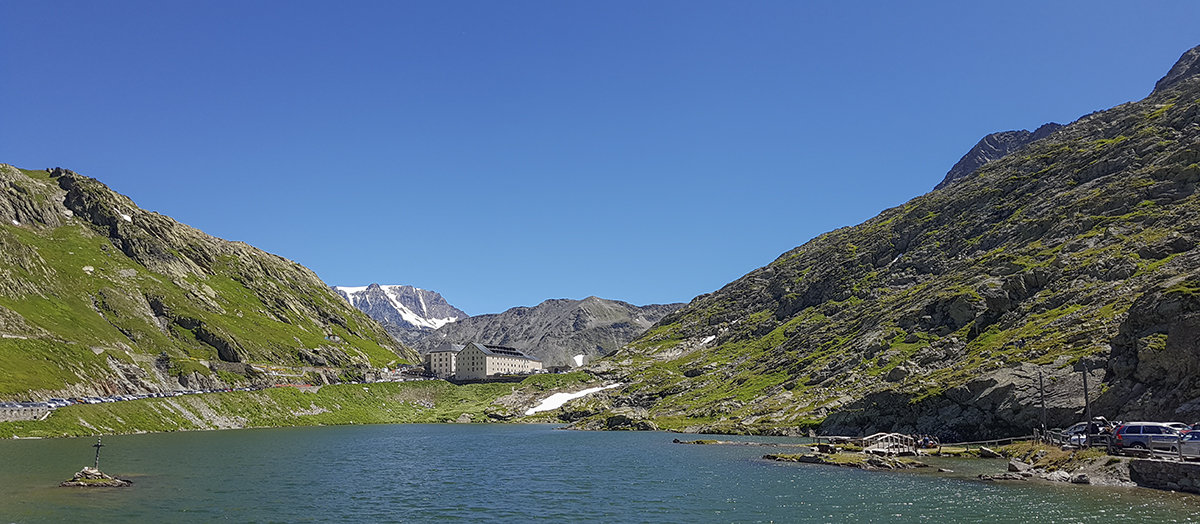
[1128,459,1200,494]
[0,406,49,422]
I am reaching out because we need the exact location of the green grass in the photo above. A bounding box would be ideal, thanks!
[0,380,521,438]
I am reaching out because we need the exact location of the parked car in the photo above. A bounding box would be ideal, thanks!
[1165,422,1190,433]
[1063,422,1088,436]
[1181,431,1200,458]
[1112,422,1181,452]
[1057,422,1088,445]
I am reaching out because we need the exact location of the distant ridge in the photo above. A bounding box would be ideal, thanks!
[414,296,683,367]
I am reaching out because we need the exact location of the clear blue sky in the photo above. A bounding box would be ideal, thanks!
[3,2,1198,315]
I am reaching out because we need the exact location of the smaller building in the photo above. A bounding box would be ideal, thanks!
[455,343,542,380]
[423,343,463,379]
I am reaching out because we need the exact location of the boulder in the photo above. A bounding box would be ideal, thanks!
[979,447,1002,458]
[1008,459,1031,472]
[1043,470,1072,482]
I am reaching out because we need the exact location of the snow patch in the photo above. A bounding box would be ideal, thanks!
[525,383,622,415]
[333,286,368,303]
[701,335,716,345]
[10,220,18,226]
[120,213,132,222]
[82,266,95,274]
[572,354,585,367]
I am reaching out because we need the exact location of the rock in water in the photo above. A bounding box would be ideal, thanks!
[1008,459,1031,472]
[59,466,131,487]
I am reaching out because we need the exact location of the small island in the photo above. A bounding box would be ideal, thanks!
[59,467,131,488]
[59,436,130,488]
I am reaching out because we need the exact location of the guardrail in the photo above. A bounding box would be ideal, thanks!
[941,435,1035,450]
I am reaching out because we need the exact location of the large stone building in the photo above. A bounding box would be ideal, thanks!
[424,343,463,378]
[423,342,542,380]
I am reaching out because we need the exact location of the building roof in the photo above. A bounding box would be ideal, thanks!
[425,343,464,355]
[463,342,541,362]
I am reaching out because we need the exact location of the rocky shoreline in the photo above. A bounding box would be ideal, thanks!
[672,438,1199,495]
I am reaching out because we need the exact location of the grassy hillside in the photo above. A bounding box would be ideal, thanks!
[0,372,600,438]
[0,165,413,398]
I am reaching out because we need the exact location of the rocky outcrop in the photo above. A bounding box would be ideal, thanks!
[1154,44,1200,94]
[59,467,131,488]
[414,297,682,367]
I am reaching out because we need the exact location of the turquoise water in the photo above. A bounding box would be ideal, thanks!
[1,424,1198,522]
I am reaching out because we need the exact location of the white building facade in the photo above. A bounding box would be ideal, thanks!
[424,343,463,378]
[454,343,542,380]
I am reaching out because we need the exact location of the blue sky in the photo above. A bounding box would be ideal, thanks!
[3,2,1198,315]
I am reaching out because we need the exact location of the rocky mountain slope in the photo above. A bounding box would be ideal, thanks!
[413,297,682,367]
[935,123,1063,190]
[334,284,468,345]
[0,166,414,399]
[574,45,1200,440]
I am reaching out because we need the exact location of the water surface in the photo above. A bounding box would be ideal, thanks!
[1,424,1198,522]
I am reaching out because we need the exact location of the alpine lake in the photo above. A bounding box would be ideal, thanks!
[2,424,1199,522]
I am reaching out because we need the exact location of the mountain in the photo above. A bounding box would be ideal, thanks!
[333,284,468,345]
[413,297,683,367]
[0,165,413,399]
[934,123,1064,190]
[575,44,1200,440]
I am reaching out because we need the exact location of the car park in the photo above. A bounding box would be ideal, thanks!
[1112,422,1181,452]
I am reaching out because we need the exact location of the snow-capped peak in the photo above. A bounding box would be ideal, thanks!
[334,284,468,342]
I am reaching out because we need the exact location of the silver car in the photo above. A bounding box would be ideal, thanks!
[1181,431,1200,459]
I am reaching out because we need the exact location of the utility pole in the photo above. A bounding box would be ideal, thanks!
[1039,370,1047,433]
[93,436,104,470]
[1082,366,1092,424]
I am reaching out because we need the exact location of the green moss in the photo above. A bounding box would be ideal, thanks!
[1146,103,1175,120]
